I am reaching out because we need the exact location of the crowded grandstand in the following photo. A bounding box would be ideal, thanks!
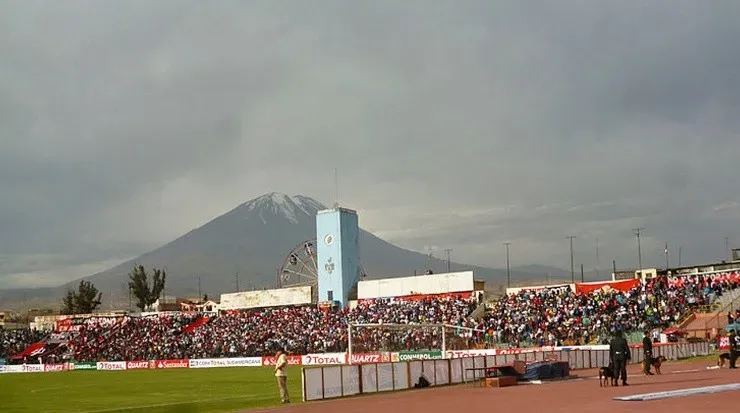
[2,269,738,364]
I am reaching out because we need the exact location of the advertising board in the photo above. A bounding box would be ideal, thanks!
[261,355,302,366]
[2,364,45,373]
[188,357,262,368]
[44,364,69,372]
[301,353,347,366]
[392,351,444,362]
[349,353,390,364]
[96,361,126,371]
[126,361,150,370]
[73,362,97,370]
[445,349,498,359]
[150,359,189,369]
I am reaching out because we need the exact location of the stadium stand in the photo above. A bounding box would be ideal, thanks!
[3,273,737,363]
[0,327,46,359]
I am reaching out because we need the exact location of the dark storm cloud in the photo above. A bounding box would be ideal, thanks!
[1,1,740,287]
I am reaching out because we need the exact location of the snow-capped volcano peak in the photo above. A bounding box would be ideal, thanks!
[291,195,327,215]
[241,192,326,224]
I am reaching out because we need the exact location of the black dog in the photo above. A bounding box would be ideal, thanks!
[643,355,668,375]
[718,352,731,368]
[599,364,616,387]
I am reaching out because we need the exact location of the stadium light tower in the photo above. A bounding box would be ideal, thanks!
[633,227,645,271]
[566,236,576,282]
[504,242,511,288]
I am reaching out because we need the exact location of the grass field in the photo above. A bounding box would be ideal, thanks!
[0,366,302,413]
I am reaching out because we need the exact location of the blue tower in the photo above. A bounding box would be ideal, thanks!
[316,207,360,307]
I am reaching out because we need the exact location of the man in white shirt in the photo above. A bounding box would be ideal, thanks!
[274,349,290,404]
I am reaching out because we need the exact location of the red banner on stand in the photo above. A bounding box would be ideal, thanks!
[575,279,640,294]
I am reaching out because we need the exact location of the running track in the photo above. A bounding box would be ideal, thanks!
[248,360,740,413]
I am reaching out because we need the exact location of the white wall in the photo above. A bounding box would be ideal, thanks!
[357,271,474,299]
[219,286,312,310]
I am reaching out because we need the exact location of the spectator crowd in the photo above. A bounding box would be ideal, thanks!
[475,273,739,347]
[2,273,738,362]
[0,327,46,359]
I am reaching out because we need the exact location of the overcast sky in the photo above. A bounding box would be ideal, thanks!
[2,1,740,289]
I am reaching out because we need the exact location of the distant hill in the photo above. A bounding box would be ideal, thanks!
[0,193,574,310]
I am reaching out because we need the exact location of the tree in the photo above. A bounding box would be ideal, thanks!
[128,265,166,311]
[202,293,208,302]
[61,280,103,314]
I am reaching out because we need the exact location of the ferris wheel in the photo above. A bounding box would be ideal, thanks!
[279,239,320,290]
[277,238,367,302]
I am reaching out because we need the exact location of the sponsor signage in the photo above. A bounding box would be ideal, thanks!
[126,361,149,370]
[349,353,390,364]
[189,357,262,368]
[73,362,97,370]
[44,364,69,372]
[445,349,497,359]
[261,355,302,366]
[96,361,126,371]
[394,351,444,362]
[301,353,347,366]
[151,359,189,369]
[3,364,45,373]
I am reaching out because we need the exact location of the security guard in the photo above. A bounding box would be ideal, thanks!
[729,331,738,369]
[610,330,630,386]
[642,331,654,375]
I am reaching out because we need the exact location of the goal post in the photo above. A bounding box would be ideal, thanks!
[347,323,486,363]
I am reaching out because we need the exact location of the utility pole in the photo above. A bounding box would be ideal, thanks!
[664,243,669,269]
[678,246,682,267]
[235,272,239,292]
[725,237,731,262]
[504,242,511,288]
[633,227,645,271]
[580,264,584,282]
[566,236,576,282]
[444,248,453,273]
[595,238,600,277]
[426,247,434,271]
[197,277,202,301]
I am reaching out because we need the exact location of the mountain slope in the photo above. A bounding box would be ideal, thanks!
[0,193,574,308]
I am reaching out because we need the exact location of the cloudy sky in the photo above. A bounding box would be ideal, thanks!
[2,1,740,289]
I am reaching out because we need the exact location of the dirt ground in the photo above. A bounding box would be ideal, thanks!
[246,359,740,413]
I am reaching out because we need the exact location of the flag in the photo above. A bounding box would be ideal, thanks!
[665,243,668,255]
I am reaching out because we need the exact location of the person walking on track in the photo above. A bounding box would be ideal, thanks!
[642,331,654,375]
[729,331,738,369]
[275,349,290,403]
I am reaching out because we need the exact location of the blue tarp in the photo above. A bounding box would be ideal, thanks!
[518,361,570,381]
